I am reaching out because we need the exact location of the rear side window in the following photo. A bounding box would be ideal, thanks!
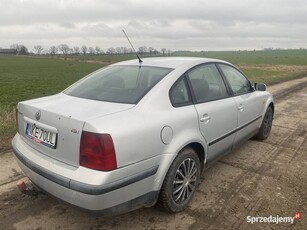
[187,64,228,103]
[64,66,173,104]
[170,78,191,107]
[219,64,253,95]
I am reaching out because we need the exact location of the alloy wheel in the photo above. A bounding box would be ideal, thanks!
[263,110,273,136]
[172,158,198,203]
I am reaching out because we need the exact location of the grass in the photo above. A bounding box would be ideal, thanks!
[180,49,307,66]
[1,50,307,150]
[0,110,16,151]
[238,65,307,85]
[0,56,103,150]
[0,56,103,112]
[77,49,307,65]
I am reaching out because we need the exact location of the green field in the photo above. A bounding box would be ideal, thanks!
[1,50,307,149]
[181,49,307,65]
[76,49,307,66]
[0,56,103,111]
[0,56,102,149]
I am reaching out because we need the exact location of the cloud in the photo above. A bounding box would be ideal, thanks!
[58,22,76,29]
[0,0,307,50]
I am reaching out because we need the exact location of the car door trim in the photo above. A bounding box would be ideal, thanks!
[12,146,159,195]
[208,115,262,146]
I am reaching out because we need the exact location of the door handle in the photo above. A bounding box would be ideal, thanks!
[238,104,244,111]
[200,114,211,123]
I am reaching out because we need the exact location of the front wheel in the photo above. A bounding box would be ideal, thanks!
[157,147,201,213]
[254,106,273,140]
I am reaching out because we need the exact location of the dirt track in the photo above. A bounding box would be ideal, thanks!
[0,78,307,230]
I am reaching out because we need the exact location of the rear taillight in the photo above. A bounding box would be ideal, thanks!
[80,131,117,171]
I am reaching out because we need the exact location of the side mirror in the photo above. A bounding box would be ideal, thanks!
[254,83,267,91]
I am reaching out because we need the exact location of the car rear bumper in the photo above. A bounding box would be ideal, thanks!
[12,134,161,214]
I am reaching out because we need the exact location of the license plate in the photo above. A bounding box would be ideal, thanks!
[25,123,57,149]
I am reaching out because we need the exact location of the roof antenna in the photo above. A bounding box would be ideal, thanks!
[123,30,143,64]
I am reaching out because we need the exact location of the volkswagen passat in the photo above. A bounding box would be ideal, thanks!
[12,57,274,215]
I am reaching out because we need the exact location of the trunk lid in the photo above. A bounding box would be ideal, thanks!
[17,93,134,167]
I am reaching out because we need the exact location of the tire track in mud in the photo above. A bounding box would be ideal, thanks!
[271,77,307,101]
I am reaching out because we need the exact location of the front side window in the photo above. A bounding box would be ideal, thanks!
[219,64,253,95]
[186,64,228,103]
[64,66,173,104]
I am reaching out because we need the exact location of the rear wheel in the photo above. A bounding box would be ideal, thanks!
[157,147,201,213]
[254,106,273,140]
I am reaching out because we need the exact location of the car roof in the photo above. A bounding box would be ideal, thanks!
[112,57,230,69]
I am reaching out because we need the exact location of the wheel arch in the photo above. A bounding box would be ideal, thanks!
[262,95,274,120]
[185,142,206,171]
[168,140,207,174]
[269,102,274,116]
[154,139,207,192]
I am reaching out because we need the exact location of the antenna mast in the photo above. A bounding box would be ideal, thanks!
[122,30,143,64]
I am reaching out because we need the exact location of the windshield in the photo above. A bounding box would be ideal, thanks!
[64,66,173,104]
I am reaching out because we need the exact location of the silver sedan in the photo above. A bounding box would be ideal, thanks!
[12,57,274,215]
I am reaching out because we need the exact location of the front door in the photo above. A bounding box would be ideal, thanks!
[218,64,263,146]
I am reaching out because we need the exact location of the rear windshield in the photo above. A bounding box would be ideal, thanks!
[64,66,173,104]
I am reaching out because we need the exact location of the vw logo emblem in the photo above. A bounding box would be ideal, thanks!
[35,111,41,121]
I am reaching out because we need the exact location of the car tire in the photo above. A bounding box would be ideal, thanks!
[157,147,201,213]
[254,106,273,140]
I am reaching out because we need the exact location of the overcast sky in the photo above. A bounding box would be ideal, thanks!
[1,0,307,52]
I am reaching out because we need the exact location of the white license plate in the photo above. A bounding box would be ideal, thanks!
[25,123,57,149]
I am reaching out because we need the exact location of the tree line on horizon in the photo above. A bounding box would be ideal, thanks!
[8,44,173,56]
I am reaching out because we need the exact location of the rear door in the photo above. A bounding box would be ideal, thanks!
[218,64,263,146]
[186,64,238,163]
